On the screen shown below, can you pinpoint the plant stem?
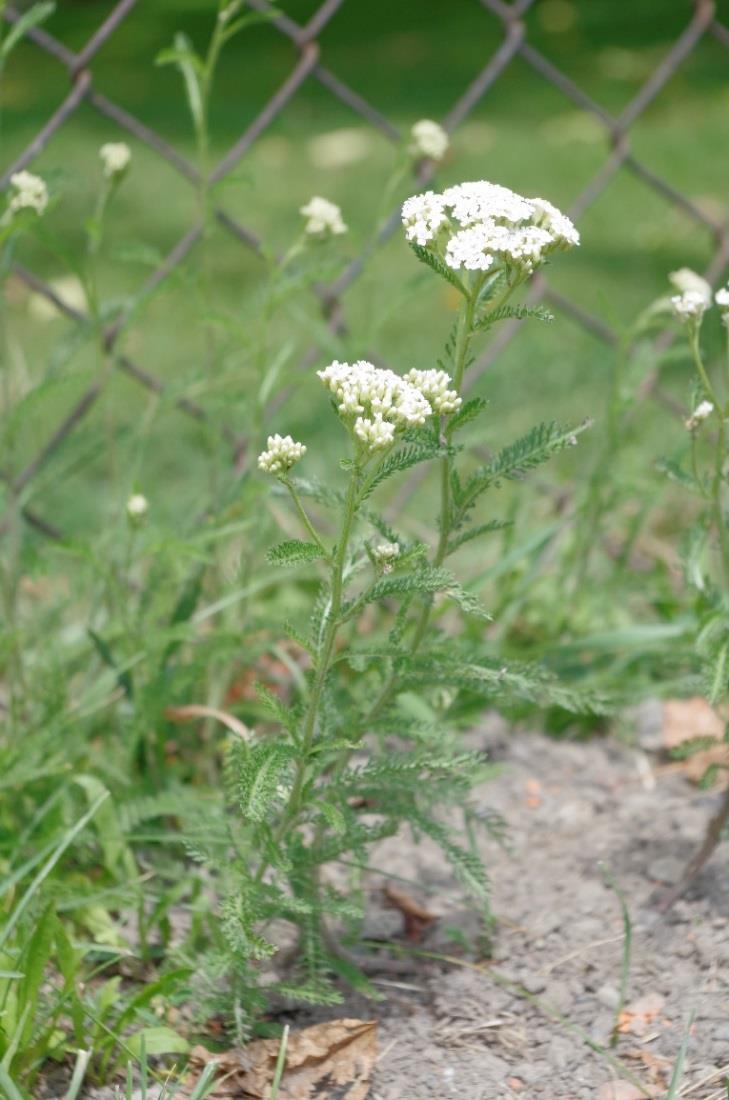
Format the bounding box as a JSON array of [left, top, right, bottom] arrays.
[[363, 288, 481, 724], [254, 463, 360, 881], [283, 480, 329, 557]]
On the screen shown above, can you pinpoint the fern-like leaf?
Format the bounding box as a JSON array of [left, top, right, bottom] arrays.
[[409, 243, 467, 296], [475, 304, 554, 330], [267, 539, 324, 566]]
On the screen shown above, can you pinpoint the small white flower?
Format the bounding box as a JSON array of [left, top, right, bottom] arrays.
[[100, 142, 131, 179], [671, 290, 707, 323], [404, 368, 461, 415], [670, 268, 711, 305], [715, 286, 729, 309], [300, 195, 347, 236], [401, 191, 448, 247], [410, 119, 449, 162], [257, 434, 307, 475], [8, 170, 48, 217], [373, 541, 400, 573], [126, 493, 149, 523], [445, 224, 495, 272], [685, 400, 714, 431]]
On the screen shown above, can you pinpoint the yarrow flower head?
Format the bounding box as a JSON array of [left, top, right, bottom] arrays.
[[317, 359, 460, 454], [372, 541, 400, 573], [7, 171, 48, 218], [401, 179, 579, 276], [100, 142, 131, 179], [671, 290, 708, 324], [300, 196, 347, 237], [404, 369, 462, 414], [685, 400, 714, 431], [126, 493, 149, 524], [669, 267, 711, 306], [409, 119, 449, 162], [258, 434, 307, 476]]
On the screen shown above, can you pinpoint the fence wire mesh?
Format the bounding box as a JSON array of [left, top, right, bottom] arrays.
[[3, 0, 729, 540]]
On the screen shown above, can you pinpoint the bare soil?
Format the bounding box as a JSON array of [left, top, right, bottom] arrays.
[[81, 717, 729, 1099], [322, 719, 729, 1099]]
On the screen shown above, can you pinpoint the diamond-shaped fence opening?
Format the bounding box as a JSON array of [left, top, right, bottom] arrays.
[[3, 0, 729, 540]]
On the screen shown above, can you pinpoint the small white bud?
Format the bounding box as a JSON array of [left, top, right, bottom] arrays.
[[409, 119, 449, 162], [257, 434, 307, 475], [373, 541, 400, 574], [299, 196, 347, 236], [669, 268, 712, 306], [7, 171, 48, 217], [100, 142, 131, 180], [126, 493, 149, 523], [671, 290, 707, 323], [685, 400, 714, 431]]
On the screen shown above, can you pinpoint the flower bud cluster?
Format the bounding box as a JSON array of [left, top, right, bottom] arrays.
[[258, 434, 307, 476], [671, 290, 708, 323], [403, 369, 462, 415], [402, 179, 579, 276], [300, 196, 347, 237], [8, 171, 48, 217], [318, 360, 436, 454]]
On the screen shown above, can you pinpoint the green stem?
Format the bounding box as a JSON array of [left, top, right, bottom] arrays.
[[364, 288, 479, 724], [283, 479, 329, 557], [254, 463, 360, 881]]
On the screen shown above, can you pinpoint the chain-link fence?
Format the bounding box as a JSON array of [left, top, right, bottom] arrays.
[[3, 0, 729, 541]]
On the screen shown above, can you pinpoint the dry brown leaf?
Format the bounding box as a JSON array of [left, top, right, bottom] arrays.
[[189, 1018, 377, 1099], [164, 704, 252, 741], [383, 883, 436, 941], [616, 992, 665, 1037], [524, 777, 542, 808], [661, 697, 728, 789]]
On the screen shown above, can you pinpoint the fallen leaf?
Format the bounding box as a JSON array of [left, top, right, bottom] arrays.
[[616, 992, 665, 1037], [661, 698, 728, 789], [596, 1083, 646, 1100], [188, 1018, 378, 1099], [384, 883, 436, 941], [524, 777, 542, 808]]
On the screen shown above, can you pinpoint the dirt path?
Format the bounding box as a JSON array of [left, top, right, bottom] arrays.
[[340, 723, 729, 1099]]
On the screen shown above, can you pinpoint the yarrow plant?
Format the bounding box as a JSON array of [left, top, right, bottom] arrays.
[[657, 269, 729, 908], [190, 179, 591, 1033]]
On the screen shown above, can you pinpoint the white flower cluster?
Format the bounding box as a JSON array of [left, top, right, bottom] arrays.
[[685, 400, 714, 431], [715, 285, 729, 327], [373, 541, 400, 573], [300, 196, 347, 236], [403, 369, 461, 414], [410, 119, 449, 162], [100, 142, 131, 179], [257, 434, 307, 475], [7, 170, 48, 217], [402, 180, 579, 274], [670, 268, 711, 304], [126, 493, 149, 523], [671, 290, 708, 323], [318, 360, 435, 453]]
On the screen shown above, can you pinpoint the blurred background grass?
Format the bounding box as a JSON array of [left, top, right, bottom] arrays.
[[3, 0, 729, 537]]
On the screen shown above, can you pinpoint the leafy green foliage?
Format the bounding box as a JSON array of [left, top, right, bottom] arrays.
[[267, 539, 325, 566]]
